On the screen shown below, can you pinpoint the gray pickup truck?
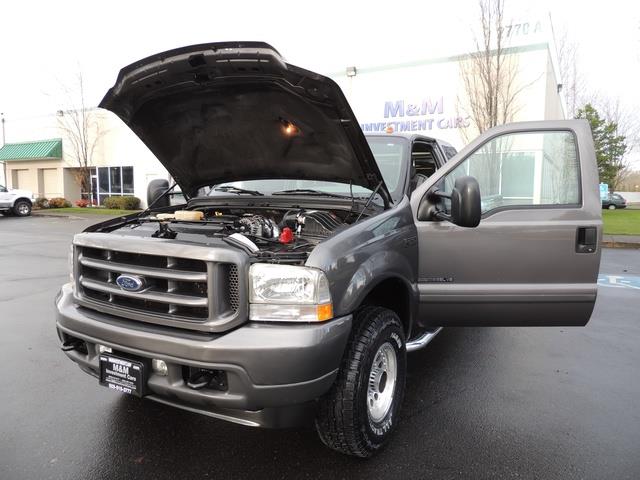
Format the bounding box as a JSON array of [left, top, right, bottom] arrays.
[[55, 42, 602, 457]]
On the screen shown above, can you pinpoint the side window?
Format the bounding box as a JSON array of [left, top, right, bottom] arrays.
[[0, 185, 6, 192], [444, 131, 580, 214]]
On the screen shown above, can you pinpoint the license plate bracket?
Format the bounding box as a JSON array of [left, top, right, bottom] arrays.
[[99, 353, 147, 397]]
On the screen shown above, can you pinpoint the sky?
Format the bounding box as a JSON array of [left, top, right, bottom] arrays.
[[1, 0, 639, 166]]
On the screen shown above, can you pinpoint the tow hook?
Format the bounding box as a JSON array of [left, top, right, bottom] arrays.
[[186, 369, 228, 391], [61, 338, 87, 353]]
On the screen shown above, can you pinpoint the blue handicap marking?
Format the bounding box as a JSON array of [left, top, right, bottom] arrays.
[[598, 274, 640, 290]]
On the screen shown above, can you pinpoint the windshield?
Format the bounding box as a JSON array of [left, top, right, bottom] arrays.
[[206, 136, 408, 203]]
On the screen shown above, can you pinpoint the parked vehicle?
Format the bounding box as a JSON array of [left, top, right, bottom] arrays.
[[55, 42, 602, 457], [0, 184, 33, 216], [602, 193, 627, 209]]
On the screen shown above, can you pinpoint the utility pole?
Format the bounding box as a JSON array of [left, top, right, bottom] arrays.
[[1, 113, 6, 186]]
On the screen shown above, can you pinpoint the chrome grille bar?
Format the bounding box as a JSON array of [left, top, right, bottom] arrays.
[[79, 256, 207, 282], [80, 278, 208, 307]]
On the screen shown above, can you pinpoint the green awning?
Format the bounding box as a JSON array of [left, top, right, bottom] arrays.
[[0, 139, 62, 161]]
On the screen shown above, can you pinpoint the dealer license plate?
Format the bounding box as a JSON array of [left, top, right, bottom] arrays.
[[99, 354, 145, 397]]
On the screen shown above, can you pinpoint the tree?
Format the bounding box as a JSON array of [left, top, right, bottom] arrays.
[[576, 104, 627, 190], [556, 29, 585, 119], [56, 72, 103, 198], [458, 0, 531, 140], [596, 97, 639, 189]]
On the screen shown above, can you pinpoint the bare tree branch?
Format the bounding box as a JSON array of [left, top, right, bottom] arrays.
[[556, 28, 586, 118], [457, 0, 533, 140], [56, 71, 105, 198], [596, 97, 640, 189]]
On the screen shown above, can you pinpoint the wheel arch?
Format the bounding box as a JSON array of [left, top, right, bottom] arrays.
[[14, 197, 33, 206], [357, 276, 416, 339]]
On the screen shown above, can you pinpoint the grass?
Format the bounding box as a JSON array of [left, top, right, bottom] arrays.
[[37, 207, 141, 216], [602, 208, 640, 235]]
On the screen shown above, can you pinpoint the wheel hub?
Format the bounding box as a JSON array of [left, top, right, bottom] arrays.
[[367, 342, 397, 423]]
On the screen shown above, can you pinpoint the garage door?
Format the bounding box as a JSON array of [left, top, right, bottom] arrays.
[[13, 169, 29, 190], [42, 168, 58, 197]]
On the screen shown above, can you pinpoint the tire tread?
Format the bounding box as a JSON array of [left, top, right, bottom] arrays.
[[316, 306, 404, 457]]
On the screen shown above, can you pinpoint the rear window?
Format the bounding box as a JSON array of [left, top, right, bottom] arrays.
[[367, 139, 405, 192], [442, 145, 458, 160]]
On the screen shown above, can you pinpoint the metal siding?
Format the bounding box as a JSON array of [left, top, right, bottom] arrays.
[[0, 139, 62, 161]]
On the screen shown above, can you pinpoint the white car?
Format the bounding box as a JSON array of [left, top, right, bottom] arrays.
[[0, 184, 34, 216]]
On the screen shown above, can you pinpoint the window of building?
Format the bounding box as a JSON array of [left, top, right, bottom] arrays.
[[122, 167, 134, 194], [110, 167, 122, 194], [89, 166, 134, 205]]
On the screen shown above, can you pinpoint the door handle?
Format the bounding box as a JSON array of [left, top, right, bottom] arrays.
[[576, 227, 597, 253]]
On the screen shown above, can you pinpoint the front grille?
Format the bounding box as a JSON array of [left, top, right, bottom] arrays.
[[76, 246, 238, 323], [226, 264, 240, 313]]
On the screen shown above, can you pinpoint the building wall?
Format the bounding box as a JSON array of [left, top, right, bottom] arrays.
[[543, 54, 565, 120], [98, 113, 169, 207], [332, 43, 564, 150], [616, 192, 640, 204], [5, 158, 65, 197], [63, 168, 81, 202], [2, 110, 169, 207]]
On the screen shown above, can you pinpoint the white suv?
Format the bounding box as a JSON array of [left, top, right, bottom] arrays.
[[0, 184, 33, 216]]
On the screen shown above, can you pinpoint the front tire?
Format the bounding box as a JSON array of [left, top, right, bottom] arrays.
[[315, 306, 406, 457], [12, 200, 32, 217]]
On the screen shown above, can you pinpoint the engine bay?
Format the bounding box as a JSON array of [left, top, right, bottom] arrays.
[[108, 206, 359, 264]]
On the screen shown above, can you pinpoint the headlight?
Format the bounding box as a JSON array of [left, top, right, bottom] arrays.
[[249, 263, 333, 322]]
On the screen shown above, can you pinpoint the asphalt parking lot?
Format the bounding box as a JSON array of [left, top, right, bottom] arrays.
[[1, 214, 639, 480]]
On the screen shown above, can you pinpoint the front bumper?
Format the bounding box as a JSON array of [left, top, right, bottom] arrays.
[[55, 283, 352, 427]]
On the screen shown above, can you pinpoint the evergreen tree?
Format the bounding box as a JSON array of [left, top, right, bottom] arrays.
[[576, 104, 627, 190]]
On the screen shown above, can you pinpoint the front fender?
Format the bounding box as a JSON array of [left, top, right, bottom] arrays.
[[306, 197, 418, 319], [338, 250, 417, 316]]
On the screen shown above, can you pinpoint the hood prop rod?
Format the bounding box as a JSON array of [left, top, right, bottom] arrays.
[[355, 180, 384, 223]]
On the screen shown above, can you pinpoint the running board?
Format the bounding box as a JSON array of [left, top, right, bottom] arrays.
[[406, 327, 443, 352]]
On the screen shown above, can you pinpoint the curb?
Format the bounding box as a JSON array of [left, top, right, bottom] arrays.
[[32, 212, 71, 218], [602, 241, 640, 249], [31, 212, 117, 221]]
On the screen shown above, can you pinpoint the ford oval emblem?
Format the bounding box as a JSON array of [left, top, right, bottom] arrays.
[[115, 274, 145, 292]]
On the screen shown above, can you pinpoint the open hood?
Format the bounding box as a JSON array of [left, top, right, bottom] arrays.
[[99, 42, 391, 203]]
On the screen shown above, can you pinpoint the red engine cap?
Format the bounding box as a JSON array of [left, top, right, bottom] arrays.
[[279, 227, 294, 244]]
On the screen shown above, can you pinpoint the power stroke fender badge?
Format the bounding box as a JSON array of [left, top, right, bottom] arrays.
[[115, 274, 146, 292]]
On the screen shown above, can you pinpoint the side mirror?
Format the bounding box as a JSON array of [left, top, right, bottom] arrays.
[[418, 175, 481, 227], [147, 179, 170, 208], [449, 176, 481, 227]]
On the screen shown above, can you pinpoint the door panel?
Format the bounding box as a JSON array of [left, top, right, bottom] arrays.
[[42, 168, 58, 197], [411, 120, 601, 327]]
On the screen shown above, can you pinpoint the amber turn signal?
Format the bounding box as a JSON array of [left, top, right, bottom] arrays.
[[316, 303, 333, 322]]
